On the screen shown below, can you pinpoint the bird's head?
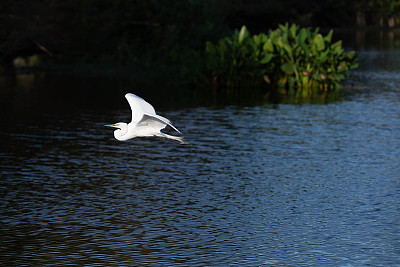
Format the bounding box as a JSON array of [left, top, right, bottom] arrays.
[[105, 122, 129, 140]]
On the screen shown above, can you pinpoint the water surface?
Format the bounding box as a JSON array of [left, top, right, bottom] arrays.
[[1, 51, 400, 266]]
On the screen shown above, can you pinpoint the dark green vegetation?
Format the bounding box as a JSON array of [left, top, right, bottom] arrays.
[[0, 0, 398, 99], [205, 24, 358, 95]]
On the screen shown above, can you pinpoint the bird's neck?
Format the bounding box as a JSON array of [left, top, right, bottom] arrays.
[[114, 125, 129, 141]]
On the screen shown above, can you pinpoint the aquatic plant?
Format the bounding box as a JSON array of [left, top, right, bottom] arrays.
[[205, 26, 274, 88], [204, 24, 358, 95], [270, 23, 358, 93]]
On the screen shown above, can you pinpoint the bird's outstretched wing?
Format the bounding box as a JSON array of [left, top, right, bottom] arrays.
[[137, 114, 182, 134], [125, 93, 156, 124]]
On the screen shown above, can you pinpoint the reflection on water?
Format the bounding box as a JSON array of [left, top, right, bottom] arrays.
[[336, 28, 400, 50], [1, 51, 400, 266]]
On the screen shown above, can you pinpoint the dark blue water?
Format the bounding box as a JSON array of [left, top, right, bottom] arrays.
[[1, 51, 400, 266]]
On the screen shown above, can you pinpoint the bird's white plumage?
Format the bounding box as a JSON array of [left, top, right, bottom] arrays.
[[125, 93, 156, 124], [105, 93, 187, 144]]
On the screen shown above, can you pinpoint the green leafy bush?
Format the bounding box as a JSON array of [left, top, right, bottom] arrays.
[[205, 26, 274, 88], [204, 23, 358, 94]]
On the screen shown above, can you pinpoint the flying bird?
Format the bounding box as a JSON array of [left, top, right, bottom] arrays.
[[105, 93, 188, 144]]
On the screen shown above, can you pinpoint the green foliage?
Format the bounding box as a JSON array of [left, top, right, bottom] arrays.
[[205, 26, 274, 88], [204, 23, 358, 94], [269, 23, 358, 93]]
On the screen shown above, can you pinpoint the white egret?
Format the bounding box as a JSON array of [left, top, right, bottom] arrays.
[[105, 93, 188, 144]]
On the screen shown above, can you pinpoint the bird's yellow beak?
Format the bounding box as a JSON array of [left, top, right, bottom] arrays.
[[104, 124, 115, 127]]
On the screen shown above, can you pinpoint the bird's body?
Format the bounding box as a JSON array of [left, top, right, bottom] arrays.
[[105, 93, 188, 144]]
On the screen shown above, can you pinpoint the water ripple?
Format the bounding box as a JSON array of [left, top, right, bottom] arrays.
[[1, 52, 400, 266]]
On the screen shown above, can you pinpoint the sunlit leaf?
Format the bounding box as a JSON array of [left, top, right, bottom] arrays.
[[263, 39, 274, 52], [290, 23, 297, 39], [325, 30, 333, 43], [314, 34, 325, 51], [260, 54, 273, 64], [238, 25, 248, 44], [281, 63, 295, 74]]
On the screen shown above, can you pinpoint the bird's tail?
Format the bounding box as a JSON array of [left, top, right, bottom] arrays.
[[160, 133, 190, 145]]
